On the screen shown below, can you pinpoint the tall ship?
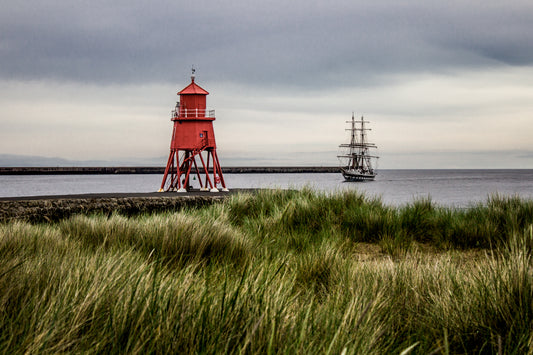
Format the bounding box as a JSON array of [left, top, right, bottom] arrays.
[[338, 113, 379, 181]]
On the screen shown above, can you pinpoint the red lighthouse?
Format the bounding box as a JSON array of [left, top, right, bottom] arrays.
[[159, 71, 228, 192]]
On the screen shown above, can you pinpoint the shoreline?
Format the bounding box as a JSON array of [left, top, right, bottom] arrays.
[[0, 189, 260, 223]]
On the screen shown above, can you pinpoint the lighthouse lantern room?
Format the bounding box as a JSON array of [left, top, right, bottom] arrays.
[[159, 70, 228, 192]]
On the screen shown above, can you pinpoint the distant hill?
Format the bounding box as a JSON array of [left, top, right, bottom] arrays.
[[0, 152, 340, 168], [0, 154, 164, 167]]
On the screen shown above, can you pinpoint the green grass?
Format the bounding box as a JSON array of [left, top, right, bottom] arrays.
[[2, 189, 533, 353]]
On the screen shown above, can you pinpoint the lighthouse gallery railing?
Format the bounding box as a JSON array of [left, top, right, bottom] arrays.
[[171, 108, 215, 119]]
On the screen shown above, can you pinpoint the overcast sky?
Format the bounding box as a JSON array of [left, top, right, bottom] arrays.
[[1, 0, 533, 168]]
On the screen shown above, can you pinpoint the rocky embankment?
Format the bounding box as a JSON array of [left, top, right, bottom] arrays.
[[0, 193, 232, 223]]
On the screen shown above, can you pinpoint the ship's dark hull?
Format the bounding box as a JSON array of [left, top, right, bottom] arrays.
[[341, 168, 376, 181]]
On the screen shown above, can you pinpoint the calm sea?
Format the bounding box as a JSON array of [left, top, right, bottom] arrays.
[[1, 169, 533, 207]]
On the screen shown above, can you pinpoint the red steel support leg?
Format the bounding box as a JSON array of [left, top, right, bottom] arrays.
[[169, 153, 180, 191], [213, 150, 228, 190], [183, 160, 194, 191], [209, 150, 220, 192], [177, 152, 191, 192], [198, 150, 213, 190], [169, 153, 176, 190], [191, 154, 204, 189], [172, 152, 179, 190], [205, 151, 212, 188], [159, 150, 175, 192], [170, 150, 184, 191]]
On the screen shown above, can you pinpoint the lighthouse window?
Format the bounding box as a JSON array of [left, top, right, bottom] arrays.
[[199, 133, 203, 138]]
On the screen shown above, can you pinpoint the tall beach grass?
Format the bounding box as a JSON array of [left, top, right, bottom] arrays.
[[1, 189, 533, 353]]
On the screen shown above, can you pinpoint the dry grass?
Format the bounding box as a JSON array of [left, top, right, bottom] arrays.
[[1, 189, 533, 353]]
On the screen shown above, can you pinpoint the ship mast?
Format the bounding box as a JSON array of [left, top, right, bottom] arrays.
[[338, 113, 378, 172], [350, 113, 357, 169], [360, 116, 370, 172]]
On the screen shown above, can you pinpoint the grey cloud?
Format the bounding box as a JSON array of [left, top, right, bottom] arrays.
[[1, 0, 533, 87]]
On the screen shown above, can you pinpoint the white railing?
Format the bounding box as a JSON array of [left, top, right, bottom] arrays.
[[171, 108, 215, 119]]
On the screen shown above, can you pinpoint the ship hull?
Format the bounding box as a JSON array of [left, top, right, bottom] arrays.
[[341, 168, 376, 181]]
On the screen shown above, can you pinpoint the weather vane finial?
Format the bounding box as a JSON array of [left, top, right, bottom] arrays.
[[191, 65, 196, 81]]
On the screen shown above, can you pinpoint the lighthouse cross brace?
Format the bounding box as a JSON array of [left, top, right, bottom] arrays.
[[161, 148, 226, 192], [158, 73, 228, 193]]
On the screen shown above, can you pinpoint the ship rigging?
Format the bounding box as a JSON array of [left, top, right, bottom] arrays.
[[338, 113, 379, 181]]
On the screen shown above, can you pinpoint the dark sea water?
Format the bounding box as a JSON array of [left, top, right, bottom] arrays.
[[1, 169, 533, 207]]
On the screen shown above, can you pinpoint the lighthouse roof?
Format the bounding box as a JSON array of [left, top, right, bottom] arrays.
[[178, 79, 209, 95]]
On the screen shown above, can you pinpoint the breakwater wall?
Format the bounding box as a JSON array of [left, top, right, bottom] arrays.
[[0, 166, 338, 175], [0, 192, 233, 223]]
